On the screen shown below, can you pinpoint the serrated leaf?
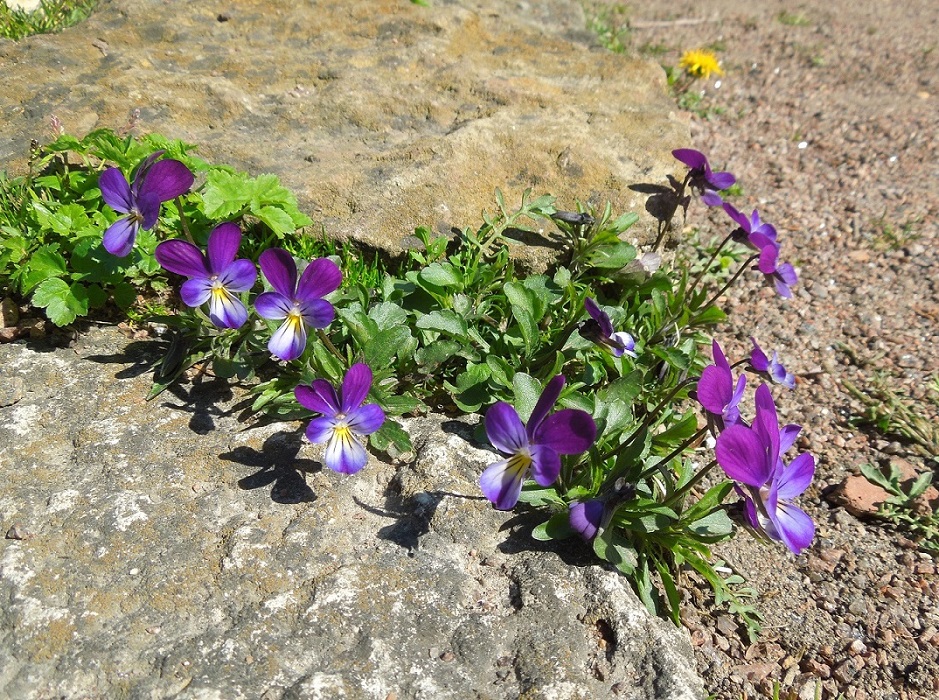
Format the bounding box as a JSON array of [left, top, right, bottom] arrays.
[[370, 418, 412, 456], [31, 278, 89, 326], [202, 170, 250, 219], [368, 301, 409, 331], [253, 205, 296, 237], [21, 245, 68, 294], [364, 325, 412, 369]]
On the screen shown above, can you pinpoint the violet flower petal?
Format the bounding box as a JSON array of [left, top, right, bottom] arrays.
[[296, 380, 340, 416], [715, 423, 774, 487], [207, 223, 242, 273], [527, 375, 566, 438], [569, 499, 604, 540], [707, 171, 736, 191], [305, 415, 337, 444], [485, 402, 528, 455], [299, 297, 336, 330], [102, 217, 138, 257], [219, 259, 258, 293], [534, 409, 597, 455], [775, 452, 815, 501], [268, 316, 307, 361], [697, 364, 734, 415], [208, 287, 248, 329], [254, 291, 292, 320], [99, 168, 133, 213], [528, 443, 562, 486], [259, 249, 298, 299], [347, 403, 385, 436], [340, 363, 372, 414], [323, 428, 368, 474], [672, 148, 707, 170], [480, 458, 528, 510], [155, 239, 209, 278], [297, 257, 342, 301], [179, 277, 213, 308], [140, 159, 195, 203], [779, 423, 802, 453], [770, 499, 815, 554]]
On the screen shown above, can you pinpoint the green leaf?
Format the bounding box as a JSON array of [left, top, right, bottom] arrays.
[[112, 282, 138, 309], [416, 309, 468, 339], [419, 262, 463, 289], [504, 282, 540, 352], [515, 486, 565, 508], [253, 205, 296, 237], [653, 557, 682, 625], [652, 412, 699, 448], [364, 325, 412, 369], [31, 278, 89, 326], [531, 512, 575, 542], [512, 372, 542, 422], [593, 527, 638, 575], [586, 241, 637, 269], [368, 301, 409, 331], [21, 245, 67, 294], [681, 480, 734, 524], [370, 419, 412, 456], [688, 510, 735, 541], [414, 339, 462, 368], [202, 170, 250, 219]]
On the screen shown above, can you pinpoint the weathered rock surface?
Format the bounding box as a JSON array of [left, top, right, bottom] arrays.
[[0, 327, 703, 699], [0, 0, 687, 266]]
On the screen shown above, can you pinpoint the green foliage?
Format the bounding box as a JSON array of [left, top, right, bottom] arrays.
[[0, 129, 312, 326], [860, 462, 939, 555], [0, 0, 97, 40]]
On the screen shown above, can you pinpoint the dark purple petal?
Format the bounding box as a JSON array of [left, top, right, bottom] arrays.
[[529, 444, 562, 486], [753, 384, 781, 459], [697, 365, 733, 415], [254, 291, 292, 320], [305, 415, 338, 444], [569, 500, 604, 540], [299, 297, 336, 330], [296, 257, 342, 301], [775, 452, 814, 501], [700, 190, 724, 207], [727, 375, 747, 421], [206, 223, 242, 273], [706, 170, 736, 191], [485, 402, 528, 455], [259, 248, 298, 299], [712, 340, 730, 371], [179, 277, 212, 308], [758, 242, 779, 275], [207, 287, 248, 329], [347, 403, 385, 436], [748, 231, 777, 252], [155, 239, 209, 278], [672, 148, 707, 170], [323, 427, 368, 474], [715, 424, 774, 487], [268, 317, 307, 361], [137, 190, 163, 230], [779, 424, 801, 453], [102, 217, 138, 257], [340, 363, 373, 413], [218, 259, 258, 293], [139, 158, 194, 203], [584, 297, 614, 338], [296, 380, 340, 416], [770, 500, 815, 554], [527, 375, 566, 438], [722, 203, 748, 230], [534, 409, 597, 455], [749, 337, 770, 371], [99, 168, 133, 213], [480, 458, 527, 510]]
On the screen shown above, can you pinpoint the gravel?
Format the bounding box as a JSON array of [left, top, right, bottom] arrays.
[[627, 0, 939, 697]]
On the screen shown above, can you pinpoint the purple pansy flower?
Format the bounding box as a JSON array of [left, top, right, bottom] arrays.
[[722, 203, 778, 250], [715, 384, 815, 554], [254, 249, 342, 362], [154, 223, 257, 329], [580, 298, 637, 358], [569, 499, 605, 541], [295, 363, 385, 474], [672, 148, 736, 206], [748, 235, 798, 298], [480, 376, 597, 511], [696, 340, 746, 432], [750, 337, 796, 389], [99, 152, 195, 257]]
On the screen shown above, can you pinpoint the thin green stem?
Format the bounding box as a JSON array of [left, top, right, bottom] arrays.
[[687, 230, 737, 297], [173, 196, 195, 245], [700, 251, 759, 311], [635, 426, 709, 482], [317, 328, 345, 363], [663, 458, 718, 510]]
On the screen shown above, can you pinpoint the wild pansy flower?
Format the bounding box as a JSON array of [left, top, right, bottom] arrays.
[[295, 363, 385, 474], [154, 223, 257, 329], [750, 337, 796, 389], [715, 384, 815, 554], [753, 240, 798, 298], [672, 148, 735, 206], [480, 376, 597, 511], [722, 203, 778, 250], [569, 499, 604, 541], [255, 249, 341, 362], [99, 152, 195, 257], [696, 339, 746, 432], [580, 297, 637, 358]]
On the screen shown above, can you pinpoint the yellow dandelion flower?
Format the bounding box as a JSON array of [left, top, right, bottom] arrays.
[[679, 49, 723, 79]]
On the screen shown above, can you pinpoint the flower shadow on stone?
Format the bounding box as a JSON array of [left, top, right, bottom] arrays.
[[221, 430, 319, 504]]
